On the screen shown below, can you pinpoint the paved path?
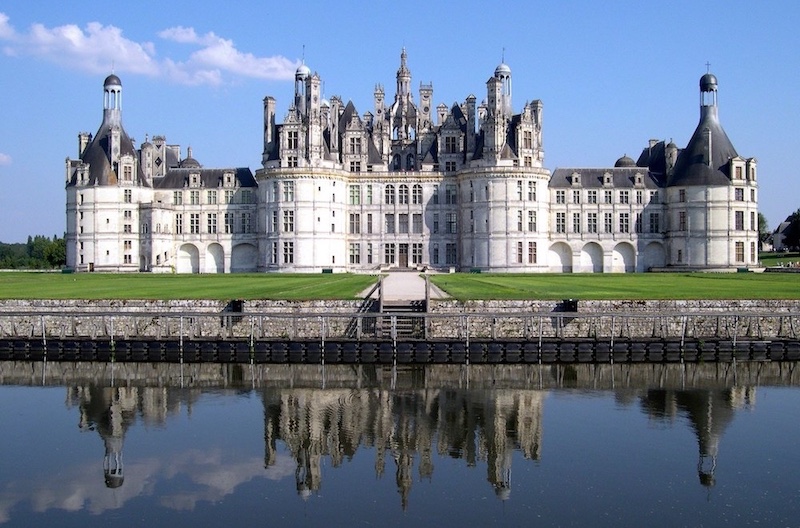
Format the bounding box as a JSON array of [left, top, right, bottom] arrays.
[[360, 272, 449, 301]]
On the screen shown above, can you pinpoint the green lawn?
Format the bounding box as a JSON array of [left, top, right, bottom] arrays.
[[759, 251, 800, 267], [0, 272, 378, 300], [428, 272, 800, 301]]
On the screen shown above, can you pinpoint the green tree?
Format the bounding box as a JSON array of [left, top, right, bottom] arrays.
[[758, 212, 770, 249], [44, 236, 66, 268], [783, 209, 800, 251]]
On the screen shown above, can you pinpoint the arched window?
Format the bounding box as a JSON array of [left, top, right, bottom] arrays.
[[406, 153, 415, 171], [392, 155, 401, 171], [385, 185, 396, 205]]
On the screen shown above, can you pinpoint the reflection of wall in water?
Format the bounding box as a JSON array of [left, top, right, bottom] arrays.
[[261, 387, 544, 508], [639, 387, 755, 487]]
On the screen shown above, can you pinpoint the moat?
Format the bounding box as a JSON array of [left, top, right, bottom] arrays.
[[1, 361, 798, 526]]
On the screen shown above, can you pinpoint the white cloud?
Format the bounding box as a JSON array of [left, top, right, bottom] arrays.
[[0, 13, 297, 85], [0, 153, 11, 166]]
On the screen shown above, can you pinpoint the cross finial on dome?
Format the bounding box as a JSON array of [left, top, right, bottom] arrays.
[[705, 61, 711, 73]]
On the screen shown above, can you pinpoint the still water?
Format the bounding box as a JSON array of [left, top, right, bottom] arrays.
[[1, 361, 799, 527]]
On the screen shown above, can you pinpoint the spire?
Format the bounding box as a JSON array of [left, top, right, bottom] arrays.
[[396, 48, 411, 98]]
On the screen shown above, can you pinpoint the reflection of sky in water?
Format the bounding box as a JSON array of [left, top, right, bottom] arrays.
[[0, 367, 799, 527]]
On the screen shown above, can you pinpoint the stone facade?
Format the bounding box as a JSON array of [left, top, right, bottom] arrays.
[[65, 54, 758, 273]]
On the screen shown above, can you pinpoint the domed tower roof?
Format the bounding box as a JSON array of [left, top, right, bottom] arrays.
[[494, 62, 511, 77], [104, 73, 122, 87], [179, 147, 201, 168], [668, 73, 737, 187], [295, 63, 311, 79], [614, 154, 637, 168]]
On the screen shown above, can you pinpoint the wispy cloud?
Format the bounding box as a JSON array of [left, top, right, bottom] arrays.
[[0, 13, 297, 86], [0, 153, 11, 166]]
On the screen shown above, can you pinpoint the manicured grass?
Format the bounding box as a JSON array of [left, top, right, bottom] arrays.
[[759, 252, 800, 267], [0, 272, 378, 300], [428, 272, 800, 301]]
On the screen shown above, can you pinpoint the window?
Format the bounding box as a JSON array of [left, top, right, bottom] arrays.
[[528, 181, 536, 201], [572, 190, 581, 204], [517, 211, 524, 231], [413, 213, 423, 234], [287, 130, 299, 149], [271, 211, 278, 232], [556, 190, 565, 204], [283, 181, 294, 201], [517, 180, 524, 200], [433, 213, 439, 234], [432, 185, 439, 205], [587, 212, 597, 233], [225, 190, 235, 204], [735, 241, 744, 263], [556, 212, 566, 233], [190, 213, 200, 234], [283, 241, 294, 264], [446, 213, 457, 234], [412, 184, 423, 205], [173, 191, 183, 205], [572, 213, 581, 233], [528, 210, 537, 232], [635, 213, 642, 233], [385, 214, 395, 233], [366, 184, 373, 205], [384, 244, 396, 264], [444, 136, 457, 153], [604, 213, 613, 233], [207, 190, 217, 205], [283, 210, 295, 232], [190, 190, 200, 205], [750, 189, 756, 202], [445, 244, 457, 265], [349, 185, 361, 205], [124, 210, 132, 219], [649, 213, 660, 233], [241, 190, 253, 204], [367, 243, 373, 264], [735, 188, 744, 201], [123, 254, 132, 264], [123, 165, 132, 182], [412, 243, 423, 264], [523, 130, 533, 149], [619, 190, 629, 204], [751, 242, 757, 262], [399, 185, 409, 204], [445, 161, 456, 172], [650, 191, 659, 203], [349, 161, 362, 172], [123, 240, 132, 250], [636, 191, 643, 204], [516, 241, 524, 264], [385, 185, 395, 204], [205, 213, 216, 234], [241, 213, 252, 234], [367, 213, 373, 234], [735, 210, 744, 230], [528, 242, 537, 264], [679, 211, 687, 231], [735, 166, 743, 179], [349, 136, 362, 154], [124, 189, 132, 203], [287, 156, 298, 168], [587, 190, 597, 204], [619, 213, 630, 233], [432, 243, 439, 264], [271, 242, 278, 264], [349, 213, 360, 234], [750, 211, 756, 231], [398, 214, 409, 234], [175, 214, 183, 234], [225, 213, 234, 234], [679, 189, 686, 202], [349, 243, 361, 264], [604, 190, 612, 204], [445, 185, 457, 204]]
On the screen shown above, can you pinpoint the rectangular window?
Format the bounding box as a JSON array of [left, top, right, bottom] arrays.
[[446, 213, 457, 234], [516, 241, 524, 264], [412, 185, 422, 205], [635, 213, 642, 233], [349, 185, 361, 205], [384, 244, 396, 265], [283, 210, 295, 233], [649, 213, 659, 233], [349, 161, 362, 172], [398, 185, 409, 204], [349, 213, 360, 234], [385, 185, 396, 205], [735, 241, 744, 263], [735, 166, 743, 179], [523, 130, 533, 149], [226, 190, 235, 204], [517, 180, 524, 200], [398, 214, 409, 234], [207, 190, 217, 205], [123, 240, 132, 250], [190, 213, 200, 234], [283, 241, 294, 264], [366, 184, 373, 204], [572, 190, 581, 204], [604, 190, 612, 204], [445, 185, 457, 205], [572, 213, 581, 233], [283, 181, 295, 201], [445, 136, 457, 153], [679, 211, 687, 231], [432, 185, 439, 204], [173, 191, 183, 205], [750, 189, 756, 202], [241, 190, 253, 204], [349, 243, 361, 264], [433, 213, 439, 234], [556, 190, 565, 204], [587, 190, 597, 204], [604, 212, 613, 233], [367, 243, 373, 264], [175, 214, 183, 234], [207, 213, 217, 234], [445, 243, 457, 265], [432, 243, 439, 265], [619, 190, 629, 204], [271, 242, 278, 264], [385, 214, 395, 234], [650, 191, 659, 203], [751, 242, 756, 262], [412, 243, 423, 264], [750, 211, 756, 231], [225, 213, 234, 234], [735, 210, 744, 230], [367, 213, 373, 234], [517, 211, 524, 231], [636, 190, 643, 204], [528, 242, 537, 264], [271, 211, 278, 233], [587, 212, 597, 233], [619, 213, 630, 233], [349, 136, 362, 154], [190, 190, 200, 205], [413, 213, 423, 234], [735, 188, 744, 201], [124, 189, 132, 203], [556, 212, 566, 234], [528, 210, 537, 232], [679, 189, 686, 202], [241, 213, 252, 234], [528, 181, 536, 201], [287, 130, 299, 149]]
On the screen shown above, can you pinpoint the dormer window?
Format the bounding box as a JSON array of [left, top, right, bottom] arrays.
[[571, 172, 581, 186], [190, 173, 200, 187], [603, 173, 613, 186], [634, 173, 643, 186]]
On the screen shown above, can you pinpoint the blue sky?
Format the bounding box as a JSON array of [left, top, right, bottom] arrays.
[[1, 1, 797, 242]]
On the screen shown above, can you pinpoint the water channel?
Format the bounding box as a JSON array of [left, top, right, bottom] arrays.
[[1, 361, 798, 526]]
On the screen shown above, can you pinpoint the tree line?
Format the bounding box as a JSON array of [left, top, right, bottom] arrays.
[[0, 235, 66, 269]]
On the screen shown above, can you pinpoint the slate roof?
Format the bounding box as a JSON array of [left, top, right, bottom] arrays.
[[67, 120, 147, 187], [549, 167, 661, 189], [153, 167, 256, 189], [668, 107, 737, 187]]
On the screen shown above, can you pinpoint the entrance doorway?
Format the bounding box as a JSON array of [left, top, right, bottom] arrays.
[[399, 243, 409, 268]]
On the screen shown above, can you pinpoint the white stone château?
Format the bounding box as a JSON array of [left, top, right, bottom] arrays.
[[65, 51, 759, 273]]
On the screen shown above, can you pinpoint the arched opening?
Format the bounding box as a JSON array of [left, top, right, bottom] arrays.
[[548, 242, 573, 272], [641, 242, 666, 271], [177, 244, 200, 274], [579, 242, 603, 273], [231, 244, 258, 272], [206, 243, 224, 274], [612, 242, 636, 273]]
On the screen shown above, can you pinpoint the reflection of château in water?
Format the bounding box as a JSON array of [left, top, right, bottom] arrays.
[[639, 387, 754, 487], [262, 387, 544, 508], [67, 385, 203, 488]]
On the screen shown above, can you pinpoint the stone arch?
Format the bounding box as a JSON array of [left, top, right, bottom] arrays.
[[206, 243, 224, 274], [177, 244, 200, 274], [579, 242, 603, 273], [612, 242, 636, 273], [641, 242, 666, 271], [548, 242, 573, 272], [231, 243, 258, 272]]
